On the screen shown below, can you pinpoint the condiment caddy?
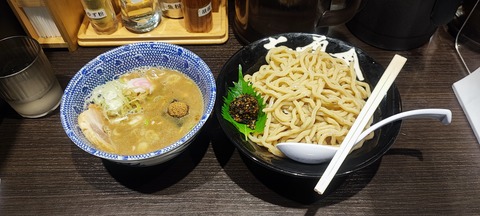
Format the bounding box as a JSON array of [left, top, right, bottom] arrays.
[[77, 0, 228, 46]]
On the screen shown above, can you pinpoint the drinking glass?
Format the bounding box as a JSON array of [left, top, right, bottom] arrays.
[[119, 0, 161, 33], [0, 36, 63, 118]]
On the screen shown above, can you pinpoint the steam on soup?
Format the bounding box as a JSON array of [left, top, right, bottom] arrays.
[[78, 67, 204, 155]]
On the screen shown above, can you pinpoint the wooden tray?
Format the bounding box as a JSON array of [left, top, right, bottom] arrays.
[[77, 1, 228, 46]]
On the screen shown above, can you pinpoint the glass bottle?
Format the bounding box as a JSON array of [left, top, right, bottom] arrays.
[[160, 0, 183, 19], [81, 0, 119, 35], [181, 0, 213, 33], [111, 0, 121, 14], [212, 0, 220, 12]]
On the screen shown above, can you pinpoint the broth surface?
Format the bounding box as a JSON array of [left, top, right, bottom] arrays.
[[80, 67, 204, 155]]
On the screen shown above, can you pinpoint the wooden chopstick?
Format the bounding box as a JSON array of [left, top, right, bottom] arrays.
[[314, 54, 407, 194]]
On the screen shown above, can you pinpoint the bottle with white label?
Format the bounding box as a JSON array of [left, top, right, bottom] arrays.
[[181, 0, 213, 33], [81, 0, 118, 34], [161, 0, 183, 19]]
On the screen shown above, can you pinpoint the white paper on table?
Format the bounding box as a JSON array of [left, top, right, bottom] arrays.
[[453, 67, 480, 144]]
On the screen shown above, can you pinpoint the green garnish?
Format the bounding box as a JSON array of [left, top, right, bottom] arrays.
[[222, 65, 267, 140]]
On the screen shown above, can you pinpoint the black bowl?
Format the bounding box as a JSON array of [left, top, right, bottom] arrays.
[[215, 33, 402, 179]]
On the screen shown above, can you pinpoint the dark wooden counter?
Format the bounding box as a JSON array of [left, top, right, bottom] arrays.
[[1, 14, 480, 215]]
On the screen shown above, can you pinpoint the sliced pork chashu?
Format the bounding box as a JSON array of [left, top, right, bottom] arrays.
[[78, 104, 116, 153]]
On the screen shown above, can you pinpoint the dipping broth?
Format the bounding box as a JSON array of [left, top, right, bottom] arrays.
[[78, 67, 204, 155]]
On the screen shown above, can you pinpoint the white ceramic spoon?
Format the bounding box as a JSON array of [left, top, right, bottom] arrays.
[[276, 108, 452, 164]]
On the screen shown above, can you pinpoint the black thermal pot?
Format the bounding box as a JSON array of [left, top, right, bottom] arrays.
[[234, 0, 362, 44], [346, 0, 462, 50]]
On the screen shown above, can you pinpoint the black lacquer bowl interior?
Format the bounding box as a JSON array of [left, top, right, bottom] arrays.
[[215, 33, 402, 179]]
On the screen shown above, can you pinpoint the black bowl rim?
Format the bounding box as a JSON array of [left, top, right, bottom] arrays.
[[215, 32, 402, 178]]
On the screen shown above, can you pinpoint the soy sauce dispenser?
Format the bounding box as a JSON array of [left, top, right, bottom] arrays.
[[80, 0, 118, 35], [181, 0, 213, 33]]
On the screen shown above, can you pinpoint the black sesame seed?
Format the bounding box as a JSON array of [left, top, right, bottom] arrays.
[[229, 94, 259, 129]]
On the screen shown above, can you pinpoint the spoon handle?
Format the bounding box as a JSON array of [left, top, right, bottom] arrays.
[[356, 108, 452, 143]]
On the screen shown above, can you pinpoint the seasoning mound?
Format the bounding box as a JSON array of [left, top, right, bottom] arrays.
[[229, 94, 259, 129], [168, 101, 189, 118]]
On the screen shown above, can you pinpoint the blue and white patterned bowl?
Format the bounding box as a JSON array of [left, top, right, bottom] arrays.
[[60, 42, 216, 166]]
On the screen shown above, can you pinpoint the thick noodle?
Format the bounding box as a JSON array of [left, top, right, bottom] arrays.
[[244, 46, 373, 157]]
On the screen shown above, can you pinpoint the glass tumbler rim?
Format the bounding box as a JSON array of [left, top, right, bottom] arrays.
[[0, 35, 42, 79]]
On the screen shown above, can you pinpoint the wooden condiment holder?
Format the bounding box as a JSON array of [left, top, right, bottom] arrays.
[[77, 0, 228, 46], [7, 0, 84, 51], [8, 0, 228, 50]]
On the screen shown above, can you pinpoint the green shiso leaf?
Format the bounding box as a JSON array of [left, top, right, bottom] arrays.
[[221, 65, 266, 140]]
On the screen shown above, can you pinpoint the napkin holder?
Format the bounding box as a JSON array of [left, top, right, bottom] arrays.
[[7, 0, 84, 51]]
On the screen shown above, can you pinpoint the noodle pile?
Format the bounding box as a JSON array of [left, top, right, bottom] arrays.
[[244, 46, 372, 156]]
